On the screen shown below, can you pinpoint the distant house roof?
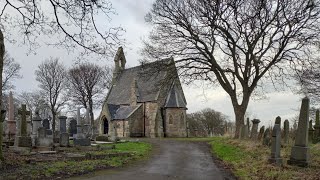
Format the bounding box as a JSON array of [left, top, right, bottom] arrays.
[[107, 58, 174, 105], [165, 83, 187, 108]]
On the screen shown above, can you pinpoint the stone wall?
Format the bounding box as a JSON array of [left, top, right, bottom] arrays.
[[128, 105, 144, 137], [113, 120, 129, 137], [144, 102, 159, 138], [165, 108, 187, 137]]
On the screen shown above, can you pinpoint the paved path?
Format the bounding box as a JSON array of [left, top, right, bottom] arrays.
[[72, 139, 235, 180]]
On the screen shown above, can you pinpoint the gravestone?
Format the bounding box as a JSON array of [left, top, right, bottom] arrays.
[[42, 118, 52, 135], [59, 116, 67, 133], [250, 119, 260, 140], [314, 110, 320, 142], [83, 108, 91, 137], [275, 116, 281, 126], [110, 125, 118, 142], [284, 120, 289, 144], [268, 124, 282, 166], [6, 91, 16, 140], [258, 126, 265, 141], [16, 104, 32, 147], [60, 133, 69, 147], [69, 118, 77, 136], [43, 118, 50, 129], [37, 127, 53, 147], [54, 131, 60, 143], [32, 110, 42, 136], [287, 97, 310, 167], [263, 128, 271, 146], [308, 120, 314, 143], [31, 110, 42, 146], [73, 107, 91, 146]]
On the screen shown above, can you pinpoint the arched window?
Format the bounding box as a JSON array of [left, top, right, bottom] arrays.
[[169, 114, 173, 124]]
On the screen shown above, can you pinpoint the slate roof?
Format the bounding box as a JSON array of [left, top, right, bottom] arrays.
[[111, 104, 142, 120], [107, 59, 173, 105], [165, 83, 187, 108]]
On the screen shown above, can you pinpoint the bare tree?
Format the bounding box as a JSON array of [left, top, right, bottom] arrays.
[[35, 58, 67, 137], [187, 108, 228, 137], [2, 52, 21, 92], [0, 0, 124, 160], [68, 62, 111, 133], [143, 0, 320, 137], [19, 91, 50, 119]]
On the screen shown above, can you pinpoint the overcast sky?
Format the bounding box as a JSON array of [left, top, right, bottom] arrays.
[[4, 0, 304, 128]]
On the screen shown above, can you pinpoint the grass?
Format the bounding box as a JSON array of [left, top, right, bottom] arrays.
[[0, 142, 152, 180], [207, 137, 320, 180]]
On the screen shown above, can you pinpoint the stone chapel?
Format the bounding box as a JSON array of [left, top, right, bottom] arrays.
[[98, 47, 187, 138]]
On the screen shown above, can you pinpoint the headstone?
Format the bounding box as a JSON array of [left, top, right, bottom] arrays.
[[268, 124, 282, 166], [250, 119, 260, 140], [37, 127, 53, 147], [263, 128, 271, 146], [283, 120, 289, 144], [59, 133, 69, 147], [54, 131, 60, 143], [6, 91, 16, 140], [287, 97, 310, 167], [308, 120, 314, 143], [110, 125, 118, 142], [43, 118, 50, 130], [31, 110, 42, 146], [59, 116, 67, 133], [16, 104, 32, 147], [69, 118, 77, 136], [73, 107, 91, 146], [258, 126, 265, 141], [275, 116, 281, 126], [32, 110, 42, 136], [314, 110, 320, 143]]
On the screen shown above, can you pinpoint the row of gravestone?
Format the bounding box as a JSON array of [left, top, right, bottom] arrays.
[[268, 97, 310, 167], [8, 104, 92, 149], [308, 109, 320, 143]]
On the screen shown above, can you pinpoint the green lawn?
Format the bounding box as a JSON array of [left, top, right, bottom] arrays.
[[1, 142, 152, 180], [209, 137, 320, 180]]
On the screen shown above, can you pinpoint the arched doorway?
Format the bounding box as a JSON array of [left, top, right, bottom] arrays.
[[103, 118, 109, 134]]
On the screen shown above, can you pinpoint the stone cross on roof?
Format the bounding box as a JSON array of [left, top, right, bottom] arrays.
[[18, 104, 30, 136]]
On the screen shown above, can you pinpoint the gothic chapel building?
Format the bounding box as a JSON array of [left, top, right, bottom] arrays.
[[98, 47, 187, 137]]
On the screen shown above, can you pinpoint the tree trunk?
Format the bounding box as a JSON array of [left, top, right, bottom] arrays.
[[232, 94, 250, 139], [0, 29, 5, 161], [51, 109, 56, 139], [88, 98, 94, 135]]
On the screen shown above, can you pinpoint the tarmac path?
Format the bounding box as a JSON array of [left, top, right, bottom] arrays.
[[71, 139, 236, 180]]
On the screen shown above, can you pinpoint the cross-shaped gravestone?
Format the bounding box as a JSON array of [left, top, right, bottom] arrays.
[[18, 104, 30, 136]]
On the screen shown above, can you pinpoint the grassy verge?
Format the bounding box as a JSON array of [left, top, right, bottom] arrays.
[[1, 142, 152, 180], [209, 137, 320, 180]]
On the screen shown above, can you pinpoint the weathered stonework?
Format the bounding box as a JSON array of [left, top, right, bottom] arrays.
[[98, 47, 187, 138]]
